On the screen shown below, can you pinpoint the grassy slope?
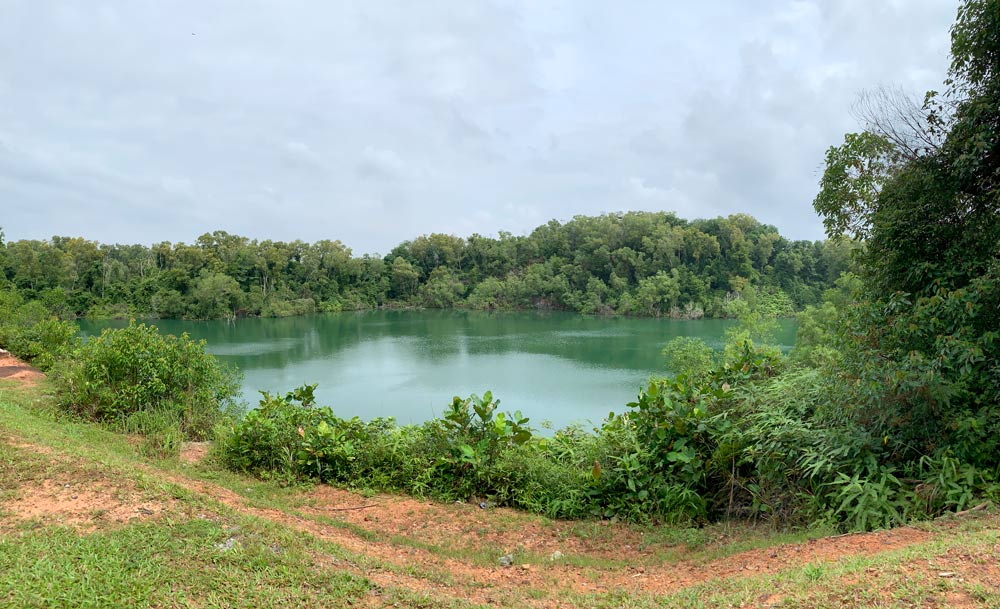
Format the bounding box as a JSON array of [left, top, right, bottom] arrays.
[[1, 379, 998, 609]]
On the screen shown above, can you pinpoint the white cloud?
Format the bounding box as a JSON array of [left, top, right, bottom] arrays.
[[160, 177, 194, 197], [281, 141, 324, 171], [357, 146, 414, 181], [626, 177, 668, 201]]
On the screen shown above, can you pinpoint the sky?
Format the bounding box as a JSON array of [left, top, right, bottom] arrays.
[[0, 1, 957, 254]]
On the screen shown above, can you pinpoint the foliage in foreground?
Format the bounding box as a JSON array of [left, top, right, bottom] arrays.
[[5, 390, 1000, 609], [218, 328, 998, 532], [0, 288, 78, 370], [50, 321, 243, 442]]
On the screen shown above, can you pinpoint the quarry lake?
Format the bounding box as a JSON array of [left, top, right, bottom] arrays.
[[79, 311, 797, 430]]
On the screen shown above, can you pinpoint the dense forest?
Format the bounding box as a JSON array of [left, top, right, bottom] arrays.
[[0, 212, 850, 320]]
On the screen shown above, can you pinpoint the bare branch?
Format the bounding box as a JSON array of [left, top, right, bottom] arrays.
[[851, 86, 950, 161]]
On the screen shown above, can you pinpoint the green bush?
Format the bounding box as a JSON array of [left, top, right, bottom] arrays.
[[435, 391, 533, 496], [51, 321, 242, 439], [0, 289, 78, 370], [262, 298, 316, 318], [661, 336, 716, 381], [490, 438, 596, 519], [218, 379, 731, 524], [219, 385, 416, 486], [219, 387, 535, 496]]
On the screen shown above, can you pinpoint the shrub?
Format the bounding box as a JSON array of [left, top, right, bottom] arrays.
[[661, 336, 716, 381], [219, 387, 538, 500], [51, 321, 242, 439], [0, 289, 78, 370], [220, 385, 399, 484], [436, 391, 533, 496], [490, 439, 596, 519], [262, 298, 316, 318]]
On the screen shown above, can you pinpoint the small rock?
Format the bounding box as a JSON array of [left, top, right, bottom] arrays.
[[498, 554, 514, 568], [215, 537, 239, 552], [549, 550, 564, 561]]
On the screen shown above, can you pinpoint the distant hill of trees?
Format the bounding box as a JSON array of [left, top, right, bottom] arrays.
[[0, 211, 852, 320]]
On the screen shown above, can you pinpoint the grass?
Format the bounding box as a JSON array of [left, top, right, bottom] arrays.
[[2, 378, 999, 608], [0, 518, 373, 608], [560, 520, 999, 608], [0, 435, 375, 608], [0, 383, 477, 608]]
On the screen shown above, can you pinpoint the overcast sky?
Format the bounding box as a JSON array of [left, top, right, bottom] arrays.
[[1, 1, 957, 254]]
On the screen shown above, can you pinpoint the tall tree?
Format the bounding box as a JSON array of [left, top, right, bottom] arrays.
[[814, 0, 1000, 467]]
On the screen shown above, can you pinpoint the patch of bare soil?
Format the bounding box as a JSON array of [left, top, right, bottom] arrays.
[[298, 485, 943, 590], [2, 437, 58, 456], [823, 538, 1000, 608], [0, 352, 44, 388], [915, 543, 1000, 606], [3, 477, 177, 533], [301, 484, 649, 559], [179, 441, 212, 464]]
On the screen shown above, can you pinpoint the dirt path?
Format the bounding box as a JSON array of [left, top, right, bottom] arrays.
[[166, 473, 939, 600], [0, 351, 44, 387]]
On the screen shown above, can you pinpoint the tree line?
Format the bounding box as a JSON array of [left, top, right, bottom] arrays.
[[0, 212, 850, 320]]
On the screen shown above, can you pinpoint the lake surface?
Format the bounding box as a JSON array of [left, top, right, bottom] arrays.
[[78, 311, 796, 430]]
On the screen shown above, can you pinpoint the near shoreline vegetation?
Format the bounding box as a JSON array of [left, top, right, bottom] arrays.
[[1, 0, 998, 536]]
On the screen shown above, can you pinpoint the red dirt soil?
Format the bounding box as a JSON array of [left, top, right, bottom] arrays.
[[0, 352, 44, 387], [4, 478, 178, 532]]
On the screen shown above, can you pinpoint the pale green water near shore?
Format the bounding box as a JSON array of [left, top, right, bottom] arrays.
[[79, 310, 796, 430]]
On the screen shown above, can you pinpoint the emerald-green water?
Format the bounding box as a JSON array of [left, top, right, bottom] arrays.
[[78, 311, 796, 430]]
